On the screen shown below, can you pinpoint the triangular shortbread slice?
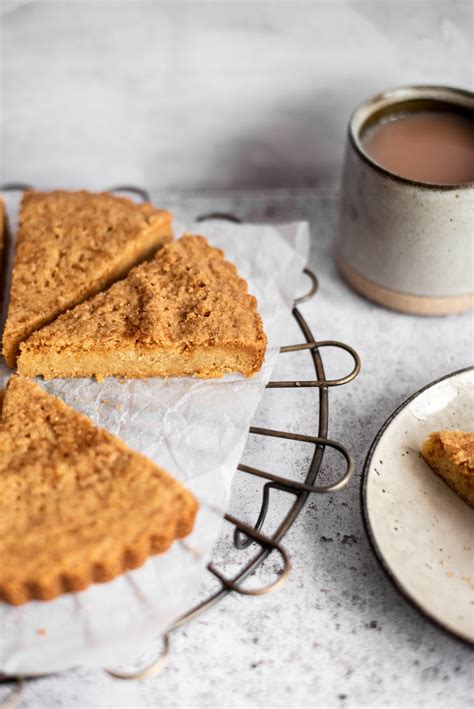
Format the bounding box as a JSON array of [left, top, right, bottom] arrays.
[[0, 197, 9, 309], [3, 190, 173, 367], [0, 197, 6, 273], [17, 235, 267, 380], [0, 376, 198, 605], [421, 430, 474, 508]]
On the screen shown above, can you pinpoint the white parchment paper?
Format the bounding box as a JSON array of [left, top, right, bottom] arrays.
[[0, 200, 309, 675]]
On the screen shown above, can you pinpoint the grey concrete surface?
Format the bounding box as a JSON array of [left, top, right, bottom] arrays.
[[1, 1, 472, 191], [1, 190, 472, 709]]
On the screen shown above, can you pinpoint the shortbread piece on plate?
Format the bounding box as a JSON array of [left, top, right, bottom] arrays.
[[0, 376, 198, 605], [17, 235, 267, 380], [421, 430, 474, 508], [2, 190, 173, 367]]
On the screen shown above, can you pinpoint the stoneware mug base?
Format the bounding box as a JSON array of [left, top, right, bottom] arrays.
[[337, 252, 474, 316]]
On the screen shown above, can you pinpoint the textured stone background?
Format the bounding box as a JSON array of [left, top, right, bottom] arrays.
[[1, 0, 472, 191], [0, 191, 472, 708]]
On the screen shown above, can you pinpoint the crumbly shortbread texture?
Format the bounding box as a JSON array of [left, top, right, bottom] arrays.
[[0, 197, 5, 275], [421, 430, 474, 508], [0, 197, 8, 307], [2, 190, 173, 367], [18, 234, 267, 380], [0, 376, 198, 605]]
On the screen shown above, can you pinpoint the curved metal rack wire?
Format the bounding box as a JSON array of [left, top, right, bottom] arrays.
[[0, 185, 361, 703]]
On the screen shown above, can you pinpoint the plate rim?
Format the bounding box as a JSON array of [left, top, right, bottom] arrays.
[[361, 365, 474, 647]]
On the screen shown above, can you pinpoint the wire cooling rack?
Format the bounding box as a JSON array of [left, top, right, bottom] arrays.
[[0, 185, 361, 704]]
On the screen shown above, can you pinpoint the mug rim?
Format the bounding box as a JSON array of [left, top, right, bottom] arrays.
[[349, 84, 474, 191]]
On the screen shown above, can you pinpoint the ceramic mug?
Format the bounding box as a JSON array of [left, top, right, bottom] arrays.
[[336, 85, 474, 315]]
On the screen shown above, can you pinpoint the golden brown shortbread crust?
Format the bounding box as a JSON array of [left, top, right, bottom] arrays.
[[3, 190, 173, 367], [421, 430, 474, 507], [0, 376, 198, 605], [18, 235, 267, 380]]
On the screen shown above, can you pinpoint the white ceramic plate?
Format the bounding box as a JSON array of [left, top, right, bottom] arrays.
[[362, 367, 474, 644]]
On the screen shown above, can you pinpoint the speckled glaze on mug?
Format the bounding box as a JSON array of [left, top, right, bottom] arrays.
[[337, 86, 474, 315]]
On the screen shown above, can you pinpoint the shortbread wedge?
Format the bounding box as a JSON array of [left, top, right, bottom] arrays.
[[0, 376, 198, 605], [0, 197, 6, 273], [18, 235, 267, 380], [3, 190, 173, 367], [421, 430, 474, 508], [0, 197, 9, 311]]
